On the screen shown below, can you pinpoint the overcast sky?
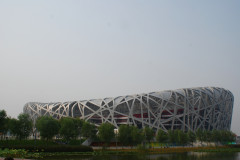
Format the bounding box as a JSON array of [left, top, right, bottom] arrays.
[[0, 0, 240, 134]]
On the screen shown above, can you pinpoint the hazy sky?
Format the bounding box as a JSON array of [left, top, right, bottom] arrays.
[[0, 0, 240, 134]]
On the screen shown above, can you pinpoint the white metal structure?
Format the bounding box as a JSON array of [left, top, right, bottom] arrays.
[[23, 87, 234, 132]]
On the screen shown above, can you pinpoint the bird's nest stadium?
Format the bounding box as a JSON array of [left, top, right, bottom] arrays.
[[23, 87, 234, 132]]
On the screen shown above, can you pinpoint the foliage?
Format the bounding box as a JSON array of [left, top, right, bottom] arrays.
[[136, 144, 148, 153], [0, 139, 56, 146], [81, 121, 97, 139], [205, 130, 213, 144], [130, 125, 143, 146], [36, 116, 60, 140], [0, 149, 27, 158], [156, 129, 168, 143], [118, 125, 131, 146], [177, 130, 188, 146], [212, 129, 221, 144], [18, 114, 33, 139], [195, 147, 240, 152], [118, 125, 143, 147], [59, 117, 77, 141], [196, 129, 204, 144], [187, 130, 196, 145], [168, 130, 178, 144], [67, 139, 86, 145], [8, 118, 20, 137], [0, 140, 93, 152], [8, 114, 33, 140], [143, 126, 154, 143], [0, 110, 7, 137], [98, 123, 115, 146], [0, 148, 42, 159], [73, 118, 84, 137], [167, 130, 189, 145], [1, 109, 237, 148], [33, 145, 93, 152], [220, 130, 236, 143], [194, 129, 235, 145]]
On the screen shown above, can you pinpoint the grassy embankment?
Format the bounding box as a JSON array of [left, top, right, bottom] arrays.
[[31, 145, 240, 158], [0, 140, 93, 159], [1, 140, 240, 159], [93, 146, 239, 154], [0, 139, 92, 152]]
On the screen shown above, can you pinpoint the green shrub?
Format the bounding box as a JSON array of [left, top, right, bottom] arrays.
[[136, 144, 148, 153], [0, 140, 56, 146], [68, 139, 86, 145], [0, 149, 27, 158], [0, 140, 93, 152], [2, 145, 93, 152]]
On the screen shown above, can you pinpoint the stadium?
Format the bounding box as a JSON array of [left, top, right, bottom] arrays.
[[23, 87, 234, 132]]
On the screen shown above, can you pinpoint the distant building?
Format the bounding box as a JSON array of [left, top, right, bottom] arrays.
[[23, 87, 234, 132]]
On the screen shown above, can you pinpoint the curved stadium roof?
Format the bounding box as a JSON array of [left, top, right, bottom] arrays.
[[24, 87, 234, 132]]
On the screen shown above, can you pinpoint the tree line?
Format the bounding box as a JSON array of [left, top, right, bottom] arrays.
[[0, 110, 96, 141], [0, 110, 32, 140], [0, 110, 236, 147]]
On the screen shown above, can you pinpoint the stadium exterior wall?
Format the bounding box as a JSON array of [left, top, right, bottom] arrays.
[[23, 87, 234, 132]]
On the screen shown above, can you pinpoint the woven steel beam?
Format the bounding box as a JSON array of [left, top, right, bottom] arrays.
[[23, 87, 234, 132]]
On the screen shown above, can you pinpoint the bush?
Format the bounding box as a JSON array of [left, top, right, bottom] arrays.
[[0, 149, 27, 158], [1, 145, 93, 152], [0, 140, 93, 152], [0, 139, 56, 146], [68, 139, 86, 145], [136, 144, 148, 153]]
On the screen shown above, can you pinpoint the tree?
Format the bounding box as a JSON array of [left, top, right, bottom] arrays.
[[143, 126, 154, 143], [168, 130, 178, 145], [187, 130, 196, 146], [228, 131, 236, 142], [8, 118, 20, 138], [18, 113, 33, 139], [204, 130, 212, 146], [220, 130, 236, 144], [196, 129, 204, 145], [3, 117, 10, 137], [73, 118, 84, 138], [118, 125, 143, 147], [130, 125, 143, 146], [81, 121, 97, 140], [98, 123, 115, 147], [59, 117, 77, 141], [0, 110, 7, 139], [212, 130, 221, 145], [36, 116, 60, 140], [177, 130, 188, 146], [156, 129, 168, 144], [8, 114, 33, 140], [118, 125, 131, 146]]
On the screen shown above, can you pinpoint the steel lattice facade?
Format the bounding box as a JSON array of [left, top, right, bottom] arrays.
[[23, 87, 234, 132]]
